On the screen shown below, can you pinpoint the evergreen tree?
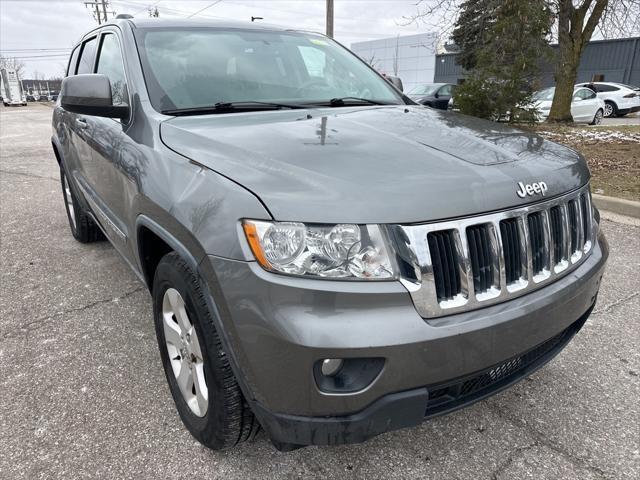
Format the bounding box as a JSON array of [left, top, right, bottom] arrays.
[[451, 0, 498, 71], [454, 0, 552, 122]]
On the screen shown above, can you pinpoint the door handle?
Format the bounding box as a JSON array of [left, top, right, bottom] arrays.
[[75, 118, 88, 129]]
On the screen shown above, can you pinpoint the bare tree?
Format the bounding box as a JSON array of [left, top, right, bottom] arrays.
[[363, 53, 381, 71], [393, 35, 400, 76], [0, 56, 26, 78], [547, 0, 640, 122]]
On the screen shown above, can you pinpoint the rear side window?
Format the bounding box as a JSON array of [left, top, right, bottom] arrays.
[[96, 33, 129, 106], [77, 37, 98, 74], [595, 84, 619, 92], [66, 46, 80, 76]]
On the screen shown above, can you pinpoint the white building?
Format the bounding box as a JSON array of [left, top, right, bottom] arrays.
[[350, 33, 438, 92]]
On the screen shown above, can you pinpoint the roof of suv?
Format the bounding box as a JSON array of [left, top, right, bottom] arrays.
[[122, 17, 293, 31]]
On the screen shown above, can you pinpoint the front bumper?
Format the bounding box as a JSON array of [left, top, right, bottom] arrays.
[[200, 231, 608, 446]]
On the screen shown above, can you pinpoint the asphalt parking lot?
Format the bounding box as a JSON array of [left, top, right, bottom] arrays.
[[1, 104, 638, 479]]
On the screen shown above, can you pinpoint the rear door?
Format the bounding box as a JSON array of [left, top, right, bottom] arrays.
[[68, 36, 99, 188]]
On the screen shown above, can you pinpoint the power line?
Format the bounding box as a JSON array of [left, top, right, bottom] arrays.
[[187, 0, 224, 18]]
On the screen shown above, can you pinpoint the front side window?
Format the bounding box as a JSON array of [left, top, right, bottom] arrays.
[[77, 37, 98, 75], [439, 85, 452, 96], [408, 84, 440, 96], [134, 28, 403, 112], [96, 33, 129, 106]]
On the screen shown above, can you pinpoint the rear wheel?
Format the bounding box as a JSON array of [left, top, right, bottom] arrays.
[[603, 101, 616, 117], [152, 252, 257, 450], [590, 108, 604, 125], [60, 165, 104, 243]]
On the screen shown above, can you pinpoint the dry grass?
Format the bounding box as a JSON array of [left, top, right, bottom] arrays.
[[522, 124, 640, 201]]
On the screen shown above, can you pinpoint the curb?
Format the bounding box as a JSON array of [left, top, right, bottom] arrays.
[[592, 194, 640, 219]]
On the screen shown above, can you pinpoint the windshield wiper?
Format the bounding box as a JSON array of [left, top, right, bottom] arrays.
[[327, 97, 392, 106], [162, 101, 309, 116]]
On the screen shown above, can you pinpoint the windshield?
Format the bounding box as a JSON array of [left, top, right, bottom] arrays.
[[134, 27, 404, 112], [533, 87, 555, 102], [408, 84, 441, 96]]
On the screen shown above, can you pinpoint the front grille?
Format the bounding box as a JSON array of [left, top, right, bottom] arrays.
[[401, 185, 594, 317], [424, 313, 588, 418]]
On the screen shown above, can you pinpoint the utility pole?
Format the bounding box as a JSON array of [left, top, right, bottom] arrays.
[[101, 0, 109, 24], [84, 0, 113, 24], [326, 0, 334, 38]]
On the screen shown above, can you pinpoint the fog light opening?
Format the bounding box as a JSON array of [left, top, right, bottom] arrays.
[[321, 358, 343, 377]]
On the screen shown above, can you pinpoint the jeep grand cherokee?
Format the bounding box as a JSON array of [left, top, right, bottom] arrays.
[[52, 17, 608, 451]]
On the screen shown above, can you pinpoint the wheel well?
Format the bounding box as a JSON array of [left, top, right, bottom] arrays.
[[138, 226, 174, 290], [51, 142, 62, 165]]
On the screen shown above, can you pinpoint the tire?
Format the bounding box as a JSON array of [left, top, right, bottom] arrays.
[[603, 101, 616, 118], [60, 164, 104, 243], [152, 252, 256, 450], [590, 108, 604, 125]]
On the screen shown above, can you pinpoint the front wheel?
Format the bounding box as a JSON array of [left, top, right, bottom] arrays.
[[590, 108, 604, 125], [152, 252, 257, 450]]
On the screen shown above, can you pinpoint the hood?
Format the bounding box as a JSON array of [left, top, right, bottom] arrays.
[[161, 106, 589, 224]]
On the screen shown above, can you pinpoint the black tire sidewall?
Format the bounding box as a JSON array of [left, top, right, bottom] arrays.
[[59, 165, 80, 239], [152, 255, 236, 449]]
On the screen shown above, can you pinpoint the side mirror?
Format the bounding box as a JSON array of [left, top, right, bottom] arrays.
[[434, 92, 440, 98], [61, 74, 129, 118]]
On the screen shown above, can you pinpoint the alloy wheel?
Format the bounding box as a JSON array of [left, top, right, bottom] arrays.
[[594, 110, 603, 125], [162, 288, 209, 417], [62, 173, 76, 230], [603, 103, 614, 117]]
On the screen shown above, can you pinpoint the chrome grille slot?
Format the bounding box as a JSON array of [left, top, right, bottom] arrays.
[[580, 193, 591, 247], [567, 200, 579, 254], [527, 212, 548, 275], [395, 184, 596, 318], [549, 206, 564, 265], [467, 224, 495, 294], [427, 230, 461, 302], [499, 218, 523, 285]]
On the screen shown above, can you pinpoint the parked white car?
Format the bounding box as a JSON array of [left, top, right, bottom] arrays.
[[533, 87, 605, 124], [575, 82, 640, 117]]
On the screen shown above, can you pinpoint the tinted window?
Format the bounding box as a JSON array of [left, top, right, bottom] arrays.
[[134, 28, 403, 111], [594, 84, 619, 92], [77, 37, 98, 74], [96, 33, 129, 105], [66, 46, 80, 76], [439, 85, 452, 96]]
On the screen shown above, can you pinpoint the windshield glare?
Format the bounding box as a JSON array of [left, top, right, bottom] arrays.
[[533, 87, 555, 102], [408, 84, 440, 96], [135, 28, 404, 112]]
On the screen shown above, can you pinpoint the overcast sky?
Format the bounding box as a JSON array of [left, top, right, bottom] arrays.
[[0, 0, 432, 78]]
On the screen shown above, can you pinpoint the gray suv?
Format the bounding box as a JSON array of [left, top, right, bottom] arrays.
[[52, 17, 608, 451]]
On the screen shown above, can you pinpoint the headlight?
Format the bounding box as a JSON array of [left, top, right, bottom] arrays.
[[242, 220, 396, 280]]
